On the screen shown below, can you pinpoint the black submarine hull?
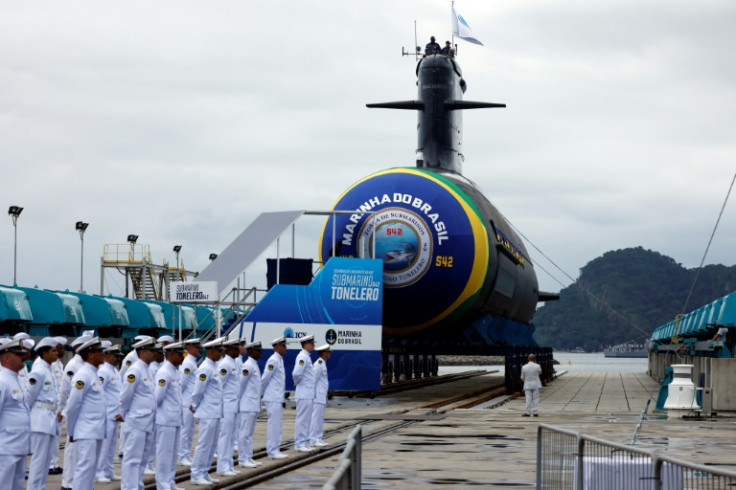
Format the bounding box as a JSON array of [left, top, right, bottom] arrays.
[[318, 54, 550, 344], [318, 167, 539, 340]]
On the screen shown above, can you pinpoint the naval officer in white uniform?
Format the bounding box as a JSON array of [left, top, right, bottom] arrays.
[[96, 343, 125, 483], [309, 344, 331, 447], [0, 339, 32, 490], [59, 332, 95, 490], [177, 337, 201, 466], [65, 337, 107, 490], [154, 341, 186, 490], [189, 337, 226, 486], [237, 341, 263, 468], [216, 337, 243, 476], [48, 336, 67, 475], [120, 336, 158, 490], [520, 353, 543, 417], [261, 336, 288, 459], [292, 334, 316, 451], [26, 337, 62, 490]]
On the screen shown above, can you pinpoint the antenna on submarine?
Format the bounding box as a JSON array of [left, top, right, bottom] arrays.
[[401, 20, 421, 60]]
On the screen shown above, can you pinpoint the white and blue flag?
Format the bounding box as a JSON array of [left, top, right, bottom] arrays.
[[452, 4, 483, 46]]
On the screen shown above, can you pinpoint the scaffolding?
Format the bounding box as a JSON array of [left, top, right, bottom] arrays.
[[100, 243, 197, 301]]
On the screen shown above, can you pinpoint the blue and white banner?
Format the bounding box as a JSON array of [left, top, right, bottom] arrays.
[[234, 257, 383, 391]]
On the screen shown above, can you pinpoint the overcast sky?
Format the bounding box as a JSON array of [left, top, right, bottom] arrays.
[[1, 0, 735, 301]]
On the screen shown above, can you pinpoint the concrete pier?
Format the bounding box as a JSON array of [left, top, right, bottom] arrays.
[[279, 371, 736, 489], [43, 369, 736, 489]]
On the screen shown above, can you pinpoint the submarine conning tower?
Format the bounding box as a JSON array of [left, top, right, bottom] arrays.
[[367, 54, 505, 174]]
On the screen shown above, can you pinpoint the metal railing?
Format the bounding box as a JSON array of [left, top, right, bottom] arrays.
[[538, 424, 736, 489], [102, 243, 152, 264], [323, 425, 362, 490]]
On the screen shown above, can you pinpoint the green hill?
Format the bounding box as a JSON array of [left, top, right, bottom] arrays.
[[532, 247, 736, 351]]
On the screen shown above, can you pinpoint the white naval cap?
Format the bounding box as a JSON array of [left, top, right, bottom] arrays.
[[157, 335, 175, 344], [271, 336, 287, 346], [81, 330, 96, 337], [77, 337, 103, 352], [24, 338, 36, 350], [134, 335, 151, 342], [0, 338, 9, 346], [53, 336, 68, 346], [299, 335, 315, 344], [71, 335, 94, 350], [163, 341, 186, 353], [104, 344, 124, 355], [245, 341, 262, 350], [13, 332, 30, 340], [132, 337, 157, 350], [0, 338, 27, 354], [223, 337, 243, 347], [183, 338, 202, 345], [315, 344, 331, 352], [202, 337, 226, 349], [34, 337, 59, 352]]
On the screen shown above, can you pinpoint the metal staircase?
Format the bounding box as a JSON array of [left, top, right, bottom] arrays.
[[128, 267, 161, 300], [101, 243, 197, 301]]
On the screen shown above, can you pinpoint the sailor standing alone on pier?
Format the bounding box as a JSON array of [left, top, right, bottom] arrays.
[[520, 354, 542, 417]]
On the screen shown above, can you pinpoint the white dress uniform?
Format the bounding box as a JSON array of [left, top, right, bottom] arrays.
[[292, 347, 316, 449], [216, 353, 240, 474], [0, 363, 31, 490], [178, 352, 198, 463], [49, 357, 64, 470], [66, 361, 107, 490], [190, 356, 224, 481], [27, 357, 59, 490], [143, 361, 160, 472], [120, 358, 157, 490], [59, 353, 84, 489], [96, 359, 123, 481], [18, 361, 31, 391], [237, 355, 262, 465], [521, 360, 543, 416], [309, 356, 329, 445], [261, 350, 286, 456], [154, 360, 183, 490], [120, 349, 139, 377]]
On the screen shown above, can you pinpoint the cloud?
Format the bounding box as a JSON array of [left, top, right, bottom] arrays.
[[1, 0, 735, 304]]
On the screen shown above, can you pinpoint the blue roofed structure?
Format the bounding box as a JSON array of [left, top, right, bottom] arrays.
[[0, 285, 33, 335], [18, 287, 85, 337], [64, 292, 129, 340]]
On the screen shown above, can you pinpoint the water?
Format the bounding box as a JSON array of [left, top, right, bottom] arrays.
[[438, 352, 648, 376]]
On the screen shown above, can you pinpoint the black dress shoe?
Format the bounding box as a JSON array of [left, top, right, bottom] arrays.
[[61, 487, 72, 490], [522, 413, 530, 417], [48, 467, 63, 475]]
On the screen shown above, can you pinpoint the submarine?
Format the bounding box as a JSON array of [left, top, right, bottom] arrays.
[[318, 53, 558, 350]]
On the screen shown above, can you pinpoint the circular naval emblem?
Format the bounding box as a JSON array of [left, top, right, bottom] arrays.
[[325, 329, 337, 346], [358, 207, 432, 288]]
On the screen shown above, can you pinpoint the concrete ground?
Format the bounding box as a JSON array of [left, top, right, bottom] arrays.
[[43, 371, 736, 489]]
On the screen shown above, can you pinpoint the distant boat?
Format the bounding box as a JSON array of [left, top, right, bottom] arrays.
[[604, 343, 648, 358]]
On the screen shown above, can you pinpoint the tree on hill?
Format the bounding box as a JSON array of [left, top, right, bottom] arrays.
[[532, 247, 736, 351]]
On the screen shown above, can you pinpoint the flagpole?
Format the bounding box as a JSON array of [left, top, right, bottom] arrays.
[[451, 1, 455, 48]]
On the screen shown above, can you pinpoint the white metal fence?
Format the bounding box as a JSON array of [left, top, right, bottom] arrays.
[[323, 425, 362, 490], [538, 423, 736, 489]]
